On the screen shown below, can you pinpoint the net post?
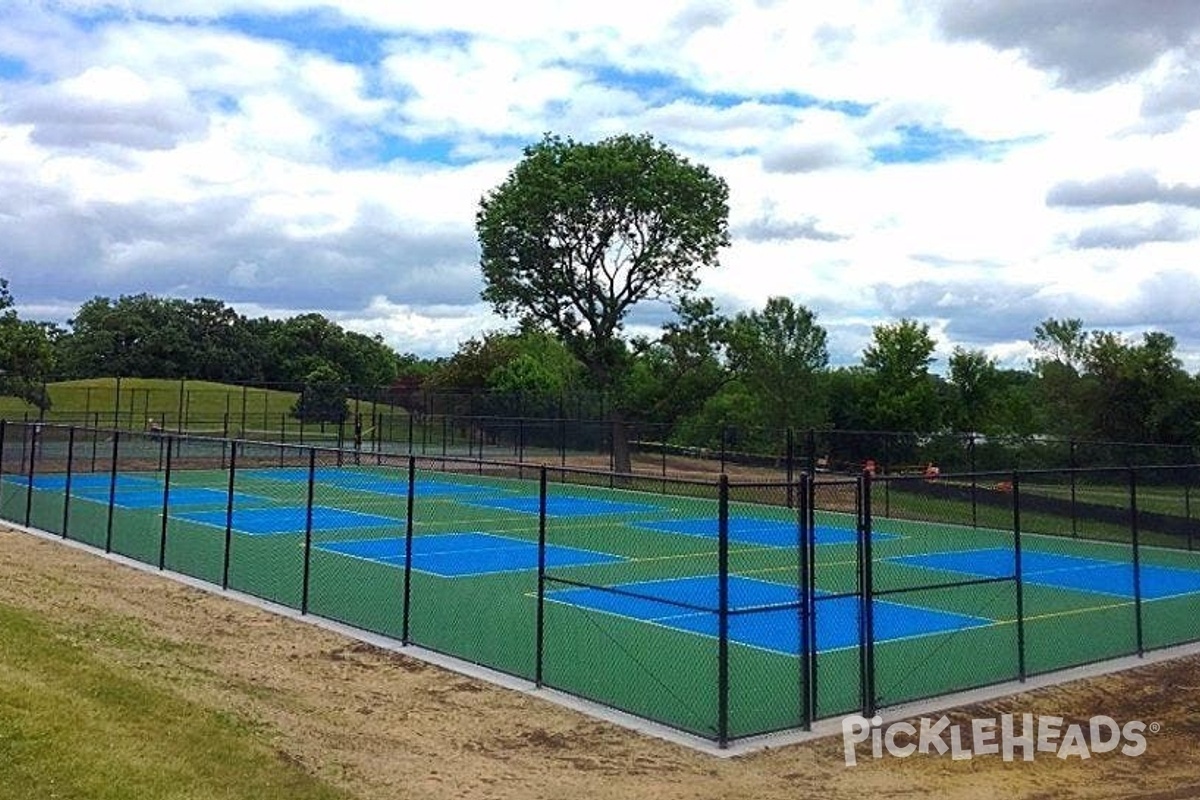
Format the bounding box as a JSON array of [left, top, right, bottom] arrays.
[[717, 472, 730, 748], [1013, 471, 1026, 682], [1130, 467, 1144, 657], [221, 440, 237, 590], [401, 455, 416, 645], [535, 465, 548, 688], [104, 430, 120, 553], [62, 426, 76, 539], [798, 472, 813, 731], [157, 436, 173, 569]]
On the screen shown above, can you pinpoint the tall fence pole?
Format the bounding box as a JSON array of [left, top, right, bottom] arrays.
[[157, 437, 173, 569], [717, 473, 730, 748], [103, 431, 120, 553], [785, 427, 795, 508], [0, 421, 7, 510], [221, 443, 238, 590], [113, 376, 122, 430], [1130, 468, 1144, 657], [401, 455, 416, 645], [62, 426, 76, 539], [23, 422, 38, 527], [535, 465, 548, 687], [860, 470, 875, 718], [1013, 471, 1026, 682], [301, 448, 316, 615], [798, 472, 813, 730]]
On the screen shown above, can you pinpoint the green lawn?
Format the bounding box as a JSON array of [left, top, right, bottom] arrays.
[[0, 379, 416, 445], [0, 601, 351, 800]]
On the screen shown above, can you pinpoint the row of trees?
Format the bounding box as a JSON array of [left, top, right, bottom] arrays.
[[0, 292, 401, 405], [2, 277, 1198, 450], [419, 303, 1200, 452]]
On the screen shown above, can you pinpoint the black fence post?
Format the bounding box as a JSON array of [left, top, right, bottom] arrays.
[[860, 470, 875, 718], [23, 422, 38, 527], [301, 448, 316, 615], [104, 431, 120, 553], [1013, 471, 1026, 682], [89, 418, 99, 472], [157, 437, 173, 569], [786, 427, 795, 508], [1130, 468, 1144, 657], [1187, 471, 1195, 552], [176, 379, 185, 434], [221, 443, 238, 590], [719, 426, 728, 474], [62, 426, 76, 539], [717, 473, 730, 748], [401, 455, 416, 645], [0, 420, 7, 513], [113, 375, 122, 430], [806, 428, 817, 478], [535, 465, 548, 688], [969, 434, 978, 528], [1070, 442, 1079, 538], [798, 472, 813, 731]]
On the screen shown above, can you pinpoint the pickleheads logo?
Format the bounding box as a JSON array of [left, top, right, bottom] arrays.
[[842, 714, 1153, 766]]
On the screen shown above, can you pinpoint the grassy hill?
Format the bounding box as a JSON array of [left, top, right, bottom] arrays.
[[0, 379, 410, 443]]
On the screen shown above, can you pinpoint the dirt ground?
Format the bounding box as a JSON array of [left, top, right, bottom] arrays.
[[2, 524, 1199, 800]]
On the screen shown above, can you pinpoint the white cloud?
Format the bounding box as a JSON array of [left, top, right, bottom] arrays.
[[0, 0, 1198, 368]]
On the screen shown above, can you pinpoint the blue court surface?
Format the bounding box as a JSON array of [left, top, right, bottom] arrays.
[[634, 518, 894, 548], [241, 467, 495, 497], [546, 575, 991, 654], [314, 532, 625, 577], [465, 495, 655, 517], [5, 473, 160, 492], [890, 547, 1200, 601], [174, 505, 404, 535], [72, 487, 268, 510]]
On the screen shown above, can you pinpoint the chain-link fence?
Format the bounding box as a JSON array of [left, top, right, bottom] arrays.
[[3, 420, 1200, 746]]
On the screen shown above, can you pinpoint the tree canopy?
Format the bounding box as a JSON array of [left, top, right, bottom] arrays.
[[476, 132, 730, 389]]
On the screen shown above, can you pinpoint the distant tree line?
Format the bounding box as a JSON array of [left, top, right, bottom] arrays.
[[1, 280, 1198, 447]]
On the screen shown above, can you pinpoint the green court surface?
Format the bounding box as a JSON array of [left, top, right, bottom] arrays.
[[4, 456, 1200, 744]]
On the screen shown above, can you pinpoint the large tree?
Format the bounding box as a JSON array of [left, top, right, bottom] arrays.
[[476, 132, 730, 471]]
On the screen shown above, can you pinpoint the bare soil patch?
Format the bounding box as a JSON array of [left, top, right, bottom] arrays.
[[2, 525, 1198, 799]]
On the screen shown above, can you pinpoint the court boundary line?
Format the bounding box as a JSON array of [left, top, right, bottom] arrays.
[[312, 531, 626, 579]]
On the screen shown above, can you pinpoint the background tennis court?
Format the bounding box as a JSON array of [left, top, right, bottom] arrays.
[[4, 420, 1200, 745]]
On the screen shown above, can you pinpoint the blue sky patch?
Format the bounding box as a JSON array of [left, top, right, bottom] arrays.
[[220, 11, 391, 65], [0, 56, 28, 81], [871, 124, 994, 164]]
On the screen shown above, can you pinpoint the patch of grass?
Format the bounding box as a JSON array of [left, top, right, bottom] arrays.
[[0, 379, 412, 443], [0, 601, 353, 800]]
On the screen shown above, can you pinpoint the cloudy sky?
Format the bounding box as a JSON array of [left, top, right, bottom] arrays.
[[2, 1, 1199, 370]]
